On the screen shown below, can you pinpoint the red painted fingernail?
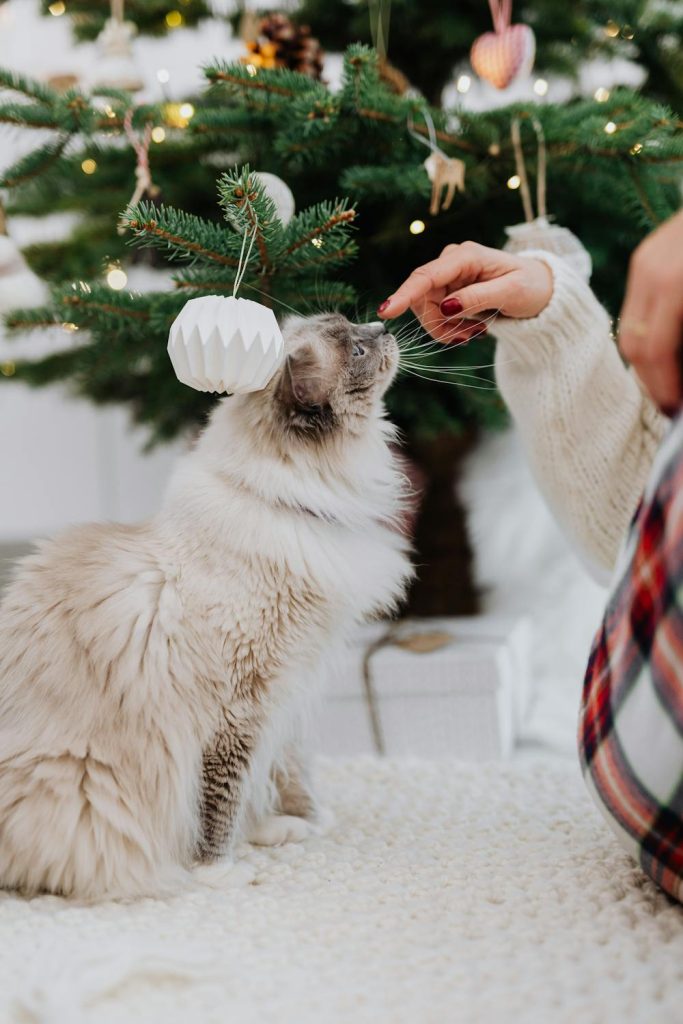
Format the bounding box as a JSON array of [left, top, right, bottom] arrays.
[[440, 297, 463, 317], [377, 300, 390, 314]]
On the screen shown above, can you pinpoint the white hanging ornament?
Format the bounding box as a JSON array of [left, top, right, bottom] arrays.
[[503, 117, 592, 282], [470, 0, 535, 90], [0, 230, 49, 314], [252, 172, 295, 226], [87, 0, 143, 93], [168, 295, 284, 394]]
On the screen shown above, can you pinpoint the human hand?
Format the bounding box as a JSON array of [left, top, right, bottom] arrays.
[[618, 210, 683, 415], [376, 241, 554, 344]]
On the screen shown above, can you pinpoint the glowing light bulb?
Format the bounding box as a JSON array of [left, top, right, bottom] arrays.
[[81, 158, 97, 175], [311, 237, 323, 249], [409, 220, 426, 235], [179, 103, 194, 120], [48, 1, 66, 15], [62, 322, 79, 332], [533, 79, 548, 96], [456, 74, 471, 94], [106, 267, 128, 290], [246, 63, 258, 77], [605, 20, 620, 37], [0, 361, 16, 377], [594, 87, 610, 102], [165, 10, 183, 28], [151, 126, 166, 143], [604, 121, 617, 134], [507, 175, 521, 190], [630, 142, 643, 154], [157, 68, 170, 84]]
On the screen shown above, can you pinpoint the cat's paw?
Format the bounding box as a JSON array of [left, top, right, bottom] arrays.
[[248, 814, 313, 847], [192, 858, 256, 889]]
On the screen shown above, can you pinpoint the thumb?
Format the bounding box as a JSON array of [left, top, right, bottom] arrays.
[[440, 278, 511, 320]]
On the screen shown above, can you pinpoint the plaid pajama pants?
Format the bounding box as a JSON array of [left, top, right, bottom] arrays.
[[579, 413, 683, 902]]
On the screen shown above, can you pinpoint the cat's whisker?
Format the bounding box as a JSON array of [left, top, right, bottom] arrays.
[[398, 368, 497, 389]]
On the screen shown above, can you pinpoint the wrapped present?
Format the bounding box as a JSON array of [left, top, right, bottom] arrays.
[[316, 616, 532, 760]]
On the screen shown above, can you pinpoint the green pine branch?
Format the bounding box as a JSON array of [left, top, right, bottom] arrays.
[[121, 201, 242, 268]]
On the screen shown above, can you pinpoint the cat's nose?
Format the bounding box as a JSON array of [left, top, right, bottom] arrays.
[[362, 322, 387, 339]]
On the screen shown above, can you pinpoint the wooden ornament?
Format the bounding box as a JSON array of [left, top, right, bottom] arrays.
[[423, 152, 466, 215]]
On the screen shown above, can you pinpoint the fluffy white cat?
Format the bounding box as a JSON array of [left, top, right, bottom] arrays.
[[0, 314, 412, 899]]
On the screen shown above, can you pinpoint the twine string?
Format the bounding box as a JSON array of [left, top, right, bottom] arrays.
[[118, 109, 156, 234], [510, 115, 547, 223], [407, 105, 440, 154], [232, 215, 259, 297], [487, 0, 513, 33]]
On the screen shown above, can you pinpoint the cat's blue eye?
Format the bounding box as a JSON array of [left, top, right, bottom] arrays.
[[353, 344, 365, 357]]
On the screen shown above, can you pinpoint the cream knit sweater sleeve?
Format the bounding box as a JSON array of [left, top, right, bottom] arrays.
[[492, 251, 668, 584]]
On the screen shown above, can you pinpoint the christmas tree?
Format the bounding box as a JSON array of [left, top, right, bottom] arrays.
[[0, 4, 681, 611]]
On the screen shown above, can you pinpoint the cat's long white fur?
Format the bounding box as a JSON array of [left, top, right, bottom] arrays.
[[0, 317, 411, 899]]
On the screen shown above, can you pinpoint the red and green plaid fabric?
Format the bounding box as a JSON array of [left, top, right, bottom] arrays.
[[579, 414, 683, 903]]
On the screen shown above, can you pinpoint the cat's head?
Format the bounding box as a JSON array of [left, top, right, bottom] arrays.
[[270, 313, 398, 439]]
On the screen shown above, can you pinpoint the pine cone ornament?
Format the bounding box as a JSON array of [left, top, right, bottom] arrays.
[[243, 13, 324, 80]]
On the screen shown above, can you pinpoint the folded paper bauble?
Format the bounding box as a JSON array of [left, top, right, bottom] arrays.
[[253, 172, 295, 226], [470, 24, 535, 89], [168, 295, 285, 394], [503, 217, 592, 282]]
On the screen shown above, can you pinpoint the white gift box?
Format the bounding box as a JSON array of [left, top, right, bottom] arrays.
[[315, 616, 532, 761]]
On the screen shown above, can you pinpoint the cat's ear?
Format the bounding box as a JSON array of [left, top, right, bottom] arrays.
[[280, 346, 331, 411]]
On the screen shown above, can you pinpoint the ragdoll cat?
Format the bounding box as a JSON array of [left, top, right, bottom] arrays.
[[0, 314, 412, 899]]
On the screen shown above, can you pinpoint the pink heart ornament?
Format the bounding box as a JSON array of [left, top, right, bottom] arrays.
[[470, 24, 536, 89]]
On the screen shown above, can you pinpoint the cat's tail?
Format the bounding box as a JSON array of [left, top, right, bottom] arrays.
[[0, 751, 193, 901]]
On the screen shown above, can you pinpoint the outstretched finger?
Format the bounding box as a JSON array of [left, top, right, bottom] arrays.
[[378, 248, 478, 319]]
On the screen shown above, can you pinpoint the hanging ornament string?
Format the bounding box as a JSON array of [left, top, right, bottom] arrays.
[[510, 115, 546, 224], [487, 0, 512, 34], [503, 115, 592, 282], [407, 105, 439, 155], [232, 214, 259, 297], [117, 110, 160, 235], [368, 0, 392, 61]]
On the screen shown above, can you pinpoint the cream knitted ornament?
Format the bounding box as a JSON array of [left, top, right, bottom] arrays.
[[504, 217, 592, 282]]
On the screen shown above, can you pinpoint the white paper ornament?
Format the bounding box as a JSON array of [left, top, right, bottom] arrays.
[[504, 217, 592, 281], [253, 172, 295, 226], [168, 295, 285, 394]]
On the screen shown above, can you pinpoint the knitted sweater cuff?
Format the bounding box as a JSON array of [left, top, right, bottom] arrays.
[[491, 251, 611, 363]]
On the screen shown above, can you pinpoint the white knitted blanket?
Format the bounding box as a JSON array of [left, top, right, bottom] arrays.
[[1, 757, 682, 1024]]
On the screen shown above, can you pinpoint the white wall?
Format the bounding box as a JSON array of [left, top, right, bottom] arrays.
[[0, 376, 184, 542]]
